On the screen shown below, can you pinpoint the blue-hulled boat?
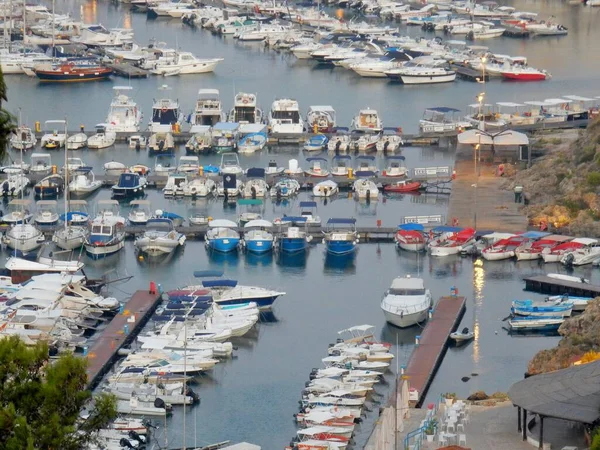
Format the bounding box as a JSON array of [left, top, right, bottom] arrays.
[[242, 219, 274, 254], [204, 219, 240, 253], [511, 301, 573, 317], [154, 210, 185, 227], [34, 174, 64, 198], [323, 217, 358, 255], [111, 172, 147, 199], [278, 219, 311, 254], [508, 315, 564, 332], [303, 134, 329, 152], [547, 294, 593, 312]]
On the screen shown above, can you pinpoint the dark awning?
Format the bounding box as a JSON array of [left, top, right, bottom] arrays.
[[508, 360, 600, 424]]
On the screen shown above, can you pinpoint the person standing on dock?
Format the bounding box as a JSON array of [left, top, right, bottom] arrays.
[[514, 185, 523, 203]]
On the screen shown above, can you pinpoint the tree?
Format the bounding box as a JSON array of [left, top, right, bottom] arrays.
[[0, 336, 117, 449], [0, 68, 15, 161]]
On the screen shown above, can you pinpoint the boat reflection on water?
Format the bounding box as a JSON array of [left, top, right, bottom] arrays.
[[259, 311, 278, 323], [383, 191, 422, 201], [85, 250, 123, 268], [245, 251, 273, 267], [206, 248, 240, 268], [136, 248, 182, 265], [324, 252, 357, 274], [277, 251, 308, 269], [380, 321, 420, 347]]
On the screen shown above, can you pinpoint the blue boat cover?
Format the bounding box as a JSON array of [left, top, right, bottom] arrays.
[[193, 270, 225, 278], [333, 155, 352, 160], [327, 218, 357, 225], [356, 155, 375, 160], [355, 170, 376, 177], [203, 165, 219, 173], [307, 157, 328, 162], [117, 173, 140, 188], [520, 231, 551, 239], [192, 296, 213, 303], [299, 201, 317, 208], [432, 226, 463, 233], [159, 211, 183, 220], [284, 216, 308, 222], [386, 155, 406, 160], [60, 211, 88, 221], [426, 107, 461, 113], [202, 279, 238, 288], [246, 167, 266, 178], [398, 223, 424, 231]]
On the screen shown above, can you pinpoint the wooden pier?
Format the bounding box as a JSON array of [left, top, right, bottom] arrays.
[[403, 295, 467, 407], [85, 288, 162, 390], [523, 276, 600, 298], [106, 62, 149, 78]]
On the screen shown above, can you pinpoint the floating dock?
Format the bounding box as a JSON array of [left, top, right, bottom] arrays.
[[523, 276, 600, 298], [105, 62, 149, 78], [403, 295, 467, 407], [85, 288, 162, 390]]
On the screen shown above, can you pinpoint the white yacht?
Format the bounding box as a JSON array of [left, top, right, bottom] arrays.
[[385, 64, 456, 85], [149, 88, 182, 133], [236, 23, 292, 42], [193, 89, 224, 126], [268, 99, 304, 136], [381, 276, 432, 328], [228, 92, 263, 124], [105, 86, 143, 132], [352, 108, 383, 133], [10, 126, 37, 150], [149, 51, 223, 76]]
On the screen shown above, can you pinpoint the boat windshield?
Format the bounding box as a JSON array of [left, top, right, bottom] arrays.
[[152, 108, 178, 125], [388, 288, 426, 295], [92, 225, 112, 234], [233, 106, 256, 123], [272, 110, 300, 122]]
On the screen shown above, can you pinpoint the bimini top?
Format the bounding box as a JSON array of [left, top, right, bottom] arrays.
[[116, 172, 142, 188], [508, 360, 600, 424], [327, 218, 356, 225], [208, 219, 237, 228], [386, 155, 406, 160], [398, 223, 424, 231], [520, 231, 551, 239], [425, 107, 461, 113], [246, 167, 266, 179], [338, 324, 375, 334], [299, 201, 317, 208], [244, 219, 273, 228], [202, 279, 238, 288], [432, 225, 463, 233], [355, 170, 376, 178], [193, 270, 225, 278]]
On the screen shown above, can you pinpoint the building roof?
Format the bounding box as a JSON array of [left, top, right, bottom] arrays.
[[508, 360, 600, 424]]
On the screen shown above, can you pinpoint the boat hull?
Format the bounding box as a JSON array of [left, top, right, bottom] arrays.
[[383, 307, 428, 328], [397, 241, 426, 252], [207, 237, 240, 253], [502, 72, 547, 81], [482, 250, 515, 261], [429, 246, 461, 256], [85, 240, 125, 259], [326, 240, 356, 255], [35, 69, 112, 82], [245, 239, 273, 254], [279, 237, 308, 254]]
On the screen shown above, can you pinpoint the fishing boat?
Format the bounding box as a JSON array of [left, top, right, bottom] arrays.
[[33, 63, 112, 82], [87, 125, 116, 149], [278, 224, 311, 254], [450, 327, 475, 343], [238, 132, 267, 153], [3, 223, 45, 254], [205, 219, 240, 252], [395, 223, 426, 251], [34, 174, 64, 198], [66, 133, 88, 150], [313, 180, 338, 198], [306, 106, 336, 133], [507, 316, 564, 332], [148, 87, 182, 133], [323, 218, 358, 255], [268, 99, 305, 136], [192, 89, 225, 126], [242, 219, 274, 254], [111, 172, 147, 199], [10, 126, 37, 150], [84, 200, 126, 259], [69, 168, 102, 196], [428, 227, 476, 256], [182, 177, 216, 198], [228, 92, 263, 124], [305, 158, 330, 178], [327, 132, 352, 152], [29, 153, 52, 180], [541, 237, 596, 263], [34, 200, 59, 226], [381, 275, 432, 328], [134, 218, 186, 256], [128, 200, 152, 226], [270, 178, 300, 198], [105, 86, 143, 132], [511, 300, 573, 317], [384, 179, 421, 193], [353, 176, 379, 201], [304, 134, 329, 152]]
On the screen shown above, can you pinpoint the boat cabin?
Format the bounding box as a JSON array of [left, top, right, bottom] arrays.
[[230, 92, 260, 124], [194, 89, 223, 126]]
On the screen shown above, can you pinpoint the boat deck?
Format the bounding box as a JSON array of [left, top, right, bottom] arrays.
[[85, 288, 162, 390], [403, 295, 467, 407], [105, 62, 149, 78], [523, 276, 600, 297]]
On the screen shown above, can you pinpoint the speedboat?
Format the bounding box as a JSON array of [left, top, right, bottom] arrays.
[[177, 155, 200, 174], [306, 106, 336, 133], [154, 155, 177, 177], [353, 134, 380, 153], [182, 177, 216, 198], [268, 99, 305, 136], [33, 200, 59, 226], [149, 132, 175, 154], [562, 242, 600, 266], [10, 126, 37, 150], [104, 161, 128, 177], [313, 180, 338, 198], [0, 174, 29, 198], [3, 223, 45, 254], [34, 174, 64, 198], [149, 52, 223, 76], [501, 67, 550, 81], [84, 200, 126, 259], [376, 134, 403, 152], [217, 178, 244, 197], [270, 178, 300, 198], [279, 225, 311, 254], [68, 168, 102, 197], [148, 88, 182, 133], [64, 158, 87, 173], [305, 158, 330, 178], [87, 125, 116, 149], [163, 173, 188, 197], [242, 219, 274, 254], [40, 122, 66, 149], [385, 65, 456, 84], [205, 219, 240, 253], [105, 86, 143, 132], [220, 153, 243, 175], [265, 160, 285, 176], [381, 275, 432, 328], [111, 172, 147, 199], [128, 200, 152, 226], [542, 238, 597, 263], [134, 218, 186, 256], [304, 134, 329, 152], [129, 135, 147, 150], [243, 169, 269, 198], [353, 178, 379, 201], [384, 180, 421, 193], [352, 109, 383, 133], [29, 153, 53, 180], [429, 227, 476, 256], [481, 236, 529, 261], [327, 133, 352, 152], [382, 156, 408, 178], [515, 235, 571, 261], [284, 159, 304, 176], [395, 224, 426, 251], [508, 316, 564, 332], [450, 327, 475, 344], [331, 155, 352, 177], [66, 133, 88, 150], [238, 132, 267, 153], [323, 218, 358, 255]]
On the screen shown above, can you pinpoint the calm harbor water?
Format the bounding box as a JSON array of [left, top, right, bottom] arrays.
[[4, 0, 600, 448]]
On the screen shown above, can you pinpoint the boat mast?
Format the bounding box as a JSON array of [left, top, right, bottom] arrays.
[[50, 0, 55, 57], [63, 116, 69, 234], [182, 315, 187, 450], [8, 0, 12, 52]]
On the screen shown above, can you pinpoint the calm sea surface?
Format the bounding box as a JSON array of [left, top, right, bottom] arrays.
[[4, 1, 600, 448]]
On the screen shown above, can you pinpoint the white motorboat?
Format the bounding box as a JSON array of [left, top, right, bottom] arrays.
[[220, 152, 243, 175], [182, 177, 216, 198], [464, 103, 507, 130], [34, 200, 59, 226], [29, 153, 53, 179], [354, 134, 380, 153], [154, 155, 177, 177], [450, 327, 475, 343], [352, 108, 383, 133], [185, 125, 212, 154], [116, 399, 169, 417], [265, 160, 285, 176], [87, 126, 116, 149], [150, 52, 223, 76], [305, 158, 330, 178], [134, 218, 186, 256], [243, 170, 269, 198], [306, 106, 336, 133], [268, 99, 305, 136], [353, 178, 379, 201], [526, 21, 568, 36], [328, 134, 352, 152], [331, 155, 352, 177], [236, 23, 292, 41], [148, 132, 175, 153], [2, 199, 33, 224], [66, 133, 88, 150], [376, 134, 403, 152], [313, 180, 338, 198], [84, 200, 126, 259], [129, 135, 147, 149], [238, 132, 267, 153], [3, 223, 45, 253], [228, 92, 263, 124], [429, 228, 476, 256], [562, 242, 600, 266], [381, 275, 432, 328], [69, 168, 102, 196], [40, 121, 66, 149], [104, 161, 128, 177], [385, 65, 456, 84], [176, 155, 200, 174], [270, 178, 300, 198], [64, 158, 87, 173], [105, 86, 143, 132], [128, 200, 152, 226], [217, 179, 243, 197], [10, 126, 37, 150], [284, 159, 303, 176], [192, 89, 225, 126], [542, 238, 598, 263], [0, 175, 29, 198], [163, 173, 188, 197]]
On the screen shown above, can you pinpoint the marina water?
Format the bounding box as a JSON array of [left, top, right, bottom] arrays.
[[4, 0, 600, 448]]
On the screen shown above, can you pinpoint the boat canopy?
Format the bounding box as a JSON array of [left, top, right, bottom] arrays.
[[481, 232, 516, 240], [246, 168, 266, 178], [398, 223, 424, 231], [386, 155, 406, 160], [458, 129, 529, 146], [356, 155, 375, 160], [496, 102, 525, 107], [520, 231, 551, 239], [208, 219, 237, 228], [197, 88, 219, 99], [338, 324, 375, 334], [213, 122, 239, 132], [237, 199, 263, 206], [425, 107, 460, 113], [202, 279, 238, 288], [239, 123, 267, 135], [306, 157, 328, 162], [355, 170, 377, 177], [572, 238, 598, 245], [244, 219, 273, 228], [432, 226, 462, 233], [281, 216, 307, 222], [308, 105, 335, 113], [327, 218, 356, 225], [193, 270, 225, 278], [333, 155, 352, 160], [562, 95, 595, 102], [299, 201, 317, 208], [189, 124, 212, 134]]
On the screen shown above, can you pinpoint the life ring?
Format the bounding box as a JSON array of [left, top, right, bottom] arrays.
[[242, 98, 249, 104], [397, 127, 403, 134], [161, 107, 168, 113], [466, 7, 471, 13]]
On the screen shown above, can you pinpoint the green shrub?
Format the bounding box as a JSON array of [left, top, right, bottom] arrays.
[[561, 199, 586, 217], [550, 138, 562, 145], [587, 172, 600, 187]]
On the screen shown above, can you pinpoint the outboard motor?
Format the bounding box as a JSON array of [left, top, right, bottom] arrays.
[[119, 438, 136, 449], [462, 327, 469, 334], [276, 186, 282, 200], [158, 140, 165, 151], [564, 253, 575, 266], [154, 398, 166, 410], [135, 141, 141, 151], [251, 186, 257, 199], [335, 140, 341, 151], [336, 338, 343, 344], [128, 430, 146, 444]]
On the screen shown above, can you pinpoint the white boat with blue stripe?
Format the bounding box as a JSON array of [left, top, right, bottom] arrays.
[[323, 218, 358, 255], [242, 219, 274, 254], [205, 219, 240, 253]]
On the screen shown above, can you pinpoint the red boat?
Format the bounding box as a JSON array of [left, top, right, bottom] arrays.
[[34, 63, 113, 82], [395, 224, 426, 252], [501, 67, 549, 81], [384, 180, 422, 192]]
